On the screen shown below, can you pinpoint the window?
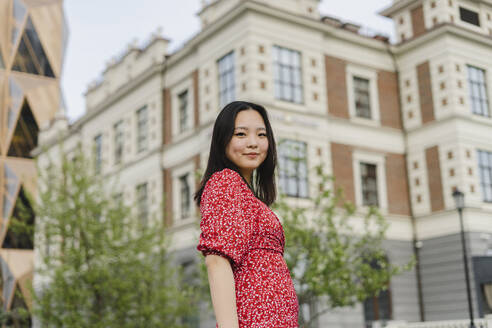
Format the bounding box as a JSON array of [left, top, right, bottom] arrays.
[[360, 162, 378, 206], [218, 52, 235, 107], [93, 134, 102, 174], [478, 150, 492, 202], [180, 260, 196, 285], [136, 183, 148, 226], [278, 140, 308, 198], [364, 289, 392, 327], [273, 46, 303, 104], [347, 66, 380, 123], [363, 258, 392, 327], [7, 100, 38, 158], [136, 106, 148, 153], [179, 260, 199, 327], [467, 65, 490, 117], [460, 7, 480, 26], [354, 76, 371, 119], [3, 187, 34, 249], [354, 152, 387, 211], [113, 120, 124, 164], [178, 90, 189, 133], [179, 174, 191, 219], [12, 16, 55, 77], [482, 283, 492, 314]]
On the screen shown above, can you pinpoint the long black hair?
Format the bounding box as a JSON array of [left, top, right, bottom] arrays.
[[194, 101, 277, 207]]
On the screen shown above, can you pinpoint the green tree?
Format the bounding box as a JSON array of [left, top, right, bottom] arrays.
[[33, 145, 197, 328], [272, 164, 415, 328]]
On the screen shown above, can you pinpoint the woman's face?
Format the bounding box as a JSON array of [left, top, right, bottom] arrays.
[[226, 109, 269, 180]]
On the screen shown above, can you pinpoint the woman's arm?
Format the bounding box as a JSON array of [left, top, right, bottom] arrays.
[[205, 254, 239, 328]]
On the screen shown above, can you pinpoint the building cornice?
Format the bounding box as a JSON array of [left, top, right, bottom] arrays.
[[48, 9, 492, 153], [403, 113, 492, 151], [166, 0, 389, 68], [80, 63, 164, 125], [31, 126, 82, 157], [100, 37, 170, 77], [100, 147, 162, 180], [380, 0, 492, 17], [33, 64, 164, 154], [391, 23, 492, 54], [66, 0, 390, 134], [196, 0, 223, 16], [379, 0, 423, 17]]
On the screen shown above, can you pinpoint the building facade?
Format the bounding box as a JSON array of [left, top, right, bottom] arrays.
[[0, 0, 66, 324], [36, 0, 492, 327]]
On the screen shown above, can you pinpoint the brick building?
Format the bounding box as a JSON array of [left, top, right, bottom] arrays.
[[36, 0, 492, 327]]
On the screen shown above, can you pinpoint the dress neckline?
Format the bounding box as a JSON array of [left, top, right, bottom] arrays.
[[224, 169, 284, 233], [224, 168, 263, 203]]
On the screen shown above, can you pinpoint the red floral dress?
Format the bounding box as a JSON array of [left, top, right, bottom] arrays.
[[197, 168, 299, 328]]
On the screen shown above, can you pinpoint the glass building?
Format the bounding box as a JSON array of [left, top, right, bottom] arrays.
[[0, 0, 67, 323]]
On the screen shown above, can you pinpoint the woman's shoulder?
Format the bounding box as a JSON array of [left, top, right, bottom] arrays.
[[207, 168, 243, 189], [201, 169, 247, 207]]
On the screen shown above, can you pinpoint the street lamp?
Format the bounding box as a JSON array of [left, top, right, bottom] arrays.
[[452, 189, 475, 328]]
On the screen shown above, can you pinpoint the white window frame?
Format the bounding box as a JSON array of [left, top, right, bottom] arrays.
[[93, 134, 102, 175], [273, 45, 304, 104], [172, 79, 195, 140], [218, 51, 235, 108], [467, 65, 490, 117], [179, 173, 191, 219], [172, 163, 195, 223], [178, 89, 189, 133], [346, 65, 381, 126], [113, 120, 124, 165], [136, 182, 149, 227], [478, 149, 492, 203], [353, 151, 388, 212], [136, 105, 148, 153], [277, 139, 309, 198]]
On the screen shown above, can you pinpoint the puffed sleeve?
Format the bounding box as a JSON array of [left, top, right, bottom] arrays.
[[197, 169, 255, 267]]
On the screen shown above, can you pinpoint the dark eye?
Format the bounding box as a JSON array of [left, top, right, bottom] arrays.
[[259, 133, 267, 137], [235, 132, 246, 136]]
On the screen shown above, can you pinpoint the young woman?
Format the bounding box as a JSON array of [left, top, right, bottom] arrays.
[[195, 101, 299, 327]]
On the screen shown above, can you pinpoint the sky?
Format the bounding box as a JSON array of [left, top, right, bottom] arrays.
[[63, 0, 394, 122]]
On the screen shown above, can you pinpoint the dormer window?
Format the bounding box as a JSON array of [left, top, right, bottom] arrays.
[[459, 7, 480, 26]]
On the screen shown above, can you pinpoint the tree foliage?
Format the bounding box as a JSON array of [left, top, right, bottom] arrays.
[[272, 164, 415, 327], [33, 145, 197, 328]]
